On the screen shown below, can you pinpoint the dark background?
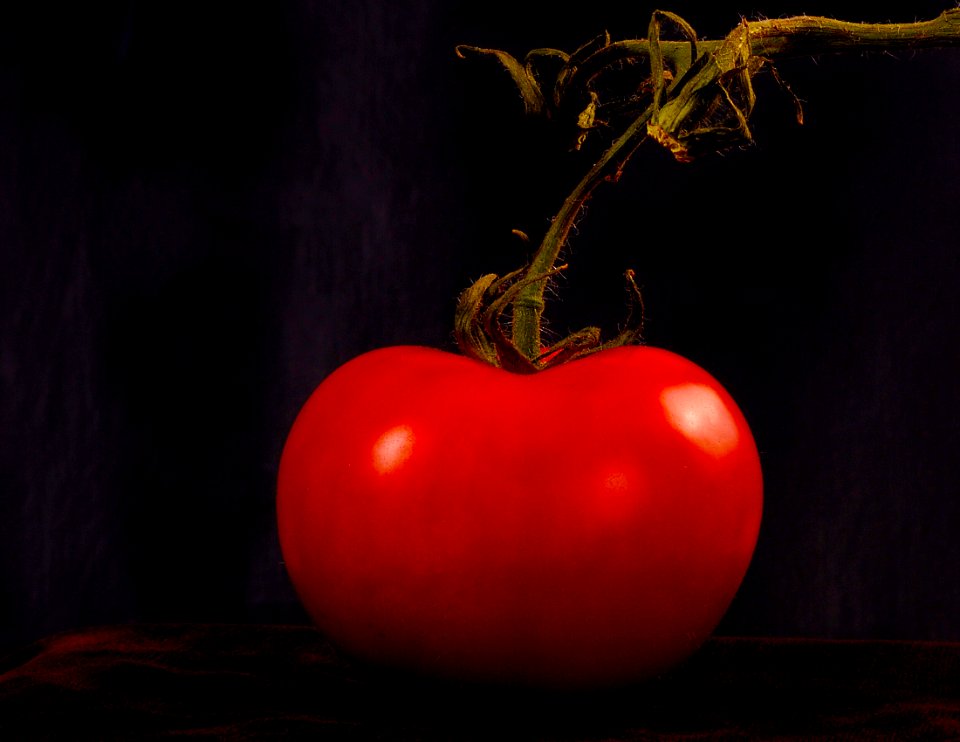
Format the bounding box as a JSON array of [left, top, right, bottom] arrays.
[[1, 1, 958, 654]]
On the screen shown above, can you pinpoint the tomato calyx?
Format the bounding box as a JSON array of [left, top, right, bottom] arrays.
[[454, 264, 644, 373]]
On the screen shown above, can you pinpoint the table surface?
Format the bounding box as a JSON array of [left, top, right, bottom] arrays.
[[1, 623, 958, 740]]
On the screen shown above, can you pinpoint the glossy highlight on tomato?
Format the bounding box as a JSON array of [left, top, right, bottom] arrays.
[[277, 345, 762, 688]]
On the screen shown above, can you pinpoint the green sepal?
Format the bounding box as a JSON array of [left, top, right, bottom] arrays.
[[456, 45, 546, 116], [454, 273, 500, 365]]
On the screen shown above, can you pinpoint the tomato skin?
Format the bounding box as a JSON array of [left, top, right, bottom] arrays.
[[277, 345, 762, 688]]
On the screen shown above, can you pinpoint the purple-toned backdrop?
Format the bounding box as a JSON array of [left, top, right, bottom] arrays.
[[2, 0, 959, 652]]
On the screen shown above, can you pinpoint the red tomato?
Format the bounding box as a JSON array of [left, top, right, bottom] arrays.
[[277, 345, 762, 688]]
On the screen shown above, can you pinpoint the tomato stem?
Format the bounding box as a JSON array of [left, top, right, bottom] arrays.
[[457, 8, 960, 370], [511, 105, 653, 358]]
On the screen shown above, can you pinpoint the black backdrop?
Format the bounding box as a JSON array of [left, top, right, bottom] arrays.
[[1, 1, 958, 654]]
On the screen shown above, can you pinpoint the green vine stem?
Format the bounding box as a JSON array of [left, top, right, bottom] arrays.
[[509, 105, 650, 359], [456, 8, 960, 370]]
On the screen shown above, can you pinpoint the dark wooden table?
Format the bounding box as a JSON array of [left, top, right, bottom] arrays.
[[2, 624, 958, 740]]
